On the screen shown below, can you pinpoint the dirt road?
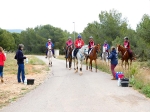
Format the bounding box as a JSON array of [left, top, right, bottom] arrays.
[[0, 56, 150, 112]]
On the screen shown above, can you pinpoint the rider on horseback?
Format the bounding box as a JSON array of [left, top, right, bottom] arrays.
[[88, 36, 95, 56], [124, 37, 133, 58], [73, 34, 84, 57], [65, 36, 73, 58], [103, 40, 110, 54], [45, 39, 55, 58]]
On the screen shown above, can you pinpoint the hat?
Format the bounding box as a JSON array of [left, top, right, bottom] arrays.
[[48, 38, 51, 41], [124, 37, 128, 39], [111, 46, 115, 50], [89, 36, 93, 38], [68, 36, 71, 39]]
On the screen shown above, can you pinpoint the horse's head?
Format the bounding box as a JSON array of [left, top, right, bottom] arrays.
[[80, 45, 88, 55], [95, 44, 101, 53], [117, 44, 126, 54]]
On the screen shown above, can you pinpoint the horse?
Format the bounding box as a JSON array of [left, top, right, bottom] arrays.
[[47, 45, 53, 67], [101, 46, 110, 66], [117, 44, 134, 69], [66, 46, 73, 70], [86, 44, 101, 72], [72, 45, 88, 75]]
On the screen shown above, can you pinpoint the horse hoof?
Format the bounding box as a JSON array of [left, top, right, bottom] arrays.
[[69, 68, 71, 70], [79, 72, 83, 75], [75, 70, 78, 73]]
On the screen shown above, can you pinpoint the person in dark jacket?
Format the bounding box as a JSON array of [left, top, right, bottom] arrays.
[[107, 46, 118, 80], [14, 44, 27, 83]]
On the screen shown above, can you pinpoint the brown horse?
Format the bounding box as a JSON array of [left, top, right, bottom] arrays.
[[86, 44, 101, 72], [117, 44, 134, 69], [66, 46, 73, 70]]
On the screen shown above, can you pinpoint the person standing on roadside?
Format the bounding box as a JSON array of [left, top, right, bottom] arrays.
[[14, 44, 27, 83]]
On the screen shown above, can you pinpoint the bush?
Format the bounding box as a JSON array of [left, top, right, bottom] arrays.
[[142, 85, 150, 98]]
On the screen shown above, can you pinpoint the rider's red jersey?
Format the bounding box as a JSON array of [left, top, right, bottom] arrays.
[[66, 40, 73, 46], [88, 40, 95, 48], [124, 41, 130, 49], [74, 39, 84, 48]]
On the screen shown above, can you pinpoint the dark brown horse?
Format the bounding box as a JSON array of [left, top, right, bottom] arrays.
[[66, 46, 73, 70], [86, 44, 101, 72], [117, 44, 134, 69]]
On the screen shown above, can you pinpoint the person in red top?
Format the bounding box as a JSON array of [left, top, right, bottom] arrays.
[[0, 47, 6, 83], [124, 37, 132, 58], [73, 34, 84, 57], [88, 36, 95, 55], [65, 36, 73, 58]]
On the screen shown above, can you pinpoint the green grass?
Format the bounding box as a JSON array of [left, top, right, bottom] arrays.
[[29, 56, 45, 65]]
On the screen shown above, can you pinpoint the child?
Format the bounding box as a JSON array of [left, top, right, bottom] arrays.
[[0, 47, 6, 83], [107, 46, 118, 80]]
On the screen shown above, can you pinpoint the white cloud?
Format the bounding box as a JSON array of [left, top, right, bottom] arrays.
[[0, 0, 150, 33]]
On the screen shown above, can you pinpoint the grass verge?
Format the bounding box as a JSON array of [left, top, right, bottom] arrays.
[[0, 53, 49, 109]]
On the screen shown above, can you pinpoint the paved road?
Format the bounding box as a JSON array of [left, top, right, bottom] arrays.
[[0, 56, 150, 112]]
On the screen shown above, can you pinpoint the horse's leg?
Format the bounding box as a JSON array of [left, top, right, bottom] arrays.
[[121, 59, 124, 69], [66, 58, 68, 68], [50, 57, 52, 67], [73, 58, 76, 70], [86, 57, 88, 70], [90, 59, 92, 72], [79, 60, 83, 75], [95, 59, 97, 72], [130, 59, 132, 67], [75, 59, 78, 73], [89, 60, 91, 70], [127, 60, 129, 70], [125, 60, 128, 70], [69, 58, 72, 70]]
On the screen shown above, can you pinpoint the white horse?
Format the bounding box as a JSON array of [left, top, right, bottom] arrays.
[[72, 45, 88, 75], [102, 46, 110, 66], [47, 45, 53, 66]]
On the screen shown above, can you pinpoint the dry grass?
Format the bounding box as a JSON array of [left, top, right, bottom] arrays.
[[0, 53, 49, 109]]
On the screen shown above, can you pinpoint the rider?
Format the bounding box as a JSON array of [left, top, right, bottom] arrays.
[[124, 37, 132, 58], [88, 36, 95, 55], [45, 39, 55, 58], [73, 34, 84, 57], [103, 40, 110, 55], [65, 36, 73, 58]]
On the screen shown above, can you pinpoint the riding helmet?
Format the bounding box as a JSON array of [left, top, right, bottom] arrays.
[[78, 34, 81, 38]]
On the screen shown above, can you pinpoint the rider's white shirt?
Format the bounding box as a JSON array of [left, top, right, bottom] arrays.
[[48, 45, 52, 49], [103, 46, 107, 52]]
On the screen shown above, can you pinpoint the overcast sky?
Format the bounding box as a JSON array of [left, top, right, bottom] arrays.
[[0, 0, 150, 33]]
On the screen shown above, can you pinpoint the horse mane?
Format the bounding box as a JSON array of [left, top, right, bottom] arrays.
[[118, 45, 126, 51]]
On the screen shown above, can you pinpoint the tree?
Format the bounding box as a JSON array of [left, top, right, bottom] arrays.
[[0, 29, 15, 51]]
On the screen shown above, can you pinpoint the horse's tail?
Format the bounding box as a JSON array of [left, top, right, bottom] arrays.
[[132, 52, 136, 60]]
